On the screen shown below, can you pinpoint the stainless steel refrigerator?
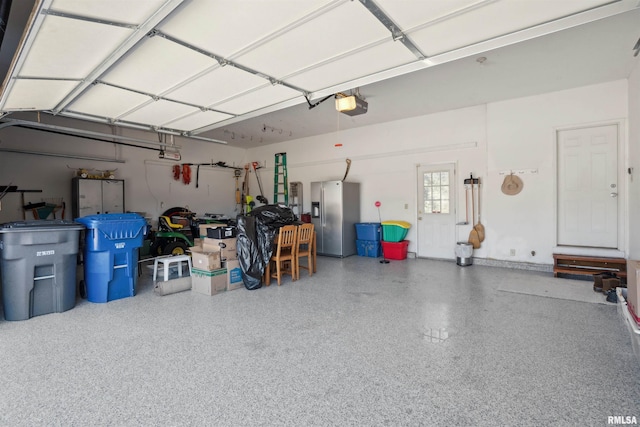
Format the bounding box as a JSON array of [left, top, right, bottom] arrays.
[[311, 181, 360, 257]]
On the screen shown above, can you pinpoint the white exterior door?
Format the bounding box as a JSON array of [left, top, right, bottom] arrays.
[[557, 125, 618, 248], [417, 163, 456, 259]]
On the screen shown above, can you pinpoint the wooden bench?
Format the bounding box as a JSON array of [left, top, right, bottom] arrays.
[[553, 254, 626, 280]]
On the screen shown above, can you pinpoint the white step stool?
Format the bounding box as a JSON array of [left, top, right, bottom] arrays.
[[153, 255, 192, 282]]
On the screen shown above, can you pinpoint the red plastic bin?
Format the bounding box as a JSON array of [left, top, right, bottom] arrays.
[[381, 240, 409, 260]]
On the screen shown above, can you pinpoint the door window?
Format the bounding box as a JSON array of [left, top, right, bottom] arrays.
[[423, 171, 450, 214]]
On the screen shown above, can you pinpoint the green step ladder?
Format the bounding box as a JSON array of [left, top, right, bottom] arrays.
[[273, 152, 288, 205]]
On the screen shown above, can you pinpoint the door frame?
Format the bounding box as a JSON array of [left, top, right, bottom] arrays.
[[415, 161, 459, 259], [553, 119, 626, 256]]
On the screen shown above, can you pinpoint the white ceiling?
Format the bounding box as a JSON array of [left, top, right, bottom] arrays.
[[0, 0, 638, 149]]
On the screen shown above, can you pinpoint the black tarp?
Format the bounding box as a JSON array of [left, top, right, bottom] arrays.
[[236, 204, 297, 290]]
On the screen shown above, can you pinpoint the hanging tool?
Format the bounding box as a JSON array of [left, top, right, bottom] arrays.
[[468, 174, 480, 249], [234, 169, 242, 205], [475, 177, 485, 242], [182, 164, 191, 185], [458, 175, 473, 225], [241, 164, 250, 215], [273, 152, 288, 205], [0, 181, 13, 210], [252, 161, 268, 204], [342, 158, 352, 181]]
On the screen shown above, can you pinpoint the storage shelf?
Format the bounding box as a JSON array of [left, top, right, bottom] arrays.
[[553, 254, 626, 280]]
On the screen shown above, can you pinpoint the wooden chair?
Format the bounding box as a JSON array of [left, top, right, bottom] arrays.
[[265, 224, 298, 286], [312, 230, 317, 273], [295, 223, 314, 279]]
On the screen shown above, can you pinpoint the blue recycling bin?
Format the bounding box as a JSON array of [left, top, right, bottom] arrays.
[[75, 213, 147, 303]]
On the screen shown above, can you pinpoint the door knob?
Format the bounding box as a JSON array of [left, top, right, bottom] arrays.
[[610, 192, 618, 198]]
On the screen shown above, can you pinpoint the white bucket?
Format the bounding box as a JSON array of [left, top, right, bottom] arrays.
[[455, 242, 473, 266]]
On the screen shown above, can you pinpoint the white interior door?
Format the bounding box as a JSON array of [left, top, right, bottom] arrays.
[[417, 163, 456, 259], [557, 124, 618, 248]]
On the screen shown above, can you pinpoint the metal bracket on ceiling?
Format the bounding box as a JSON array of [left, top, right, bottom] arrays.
[[358, 0, 426, 60]]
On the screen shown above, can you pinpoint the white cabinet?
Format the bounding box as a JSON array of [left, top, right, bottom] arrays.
[[72, 178, 125, 218]]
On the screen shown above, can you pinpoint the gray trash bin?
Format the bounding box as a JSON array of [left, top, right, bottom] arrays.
[[0, 220, 85, 321]]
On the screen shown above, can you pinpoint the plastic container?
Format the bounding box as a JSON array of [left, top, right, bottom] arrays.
[[75, 213, 147, 303], [381, 240, 409, 260], [381, 221, 411, 242], [455, 242, 473, 266], [356, 239, 382, 257], [616, 288, 640, 364], [355, 223, 381, 241], [0, 220, 84, 321]]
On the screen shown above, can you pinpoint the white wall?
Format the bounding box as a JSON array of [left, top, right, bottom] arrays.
[[0, 115, 247, 225], [628, 61, 640, 259], [248, 80, 629, 265], [486, 80, 628, 262], [0, 80, 630, 266]]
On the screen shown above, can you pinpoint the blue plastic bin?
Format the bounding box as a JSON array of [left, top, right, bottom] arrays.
[[356, 239, 382, 258], [75, 213, 147, 303], [355, 223, 381, 241]]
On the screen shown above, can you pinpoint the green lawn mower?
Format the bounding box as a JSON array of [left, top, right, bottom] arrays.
[[149, 207, 198, 256]]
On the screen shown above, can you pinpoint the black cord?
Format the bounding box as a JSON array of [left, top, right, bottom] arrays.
[[305, 94, 335, 110]]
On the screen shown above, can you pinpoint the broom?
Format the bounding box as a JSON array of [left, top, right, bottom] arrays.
[[468, 174, 481, 249]]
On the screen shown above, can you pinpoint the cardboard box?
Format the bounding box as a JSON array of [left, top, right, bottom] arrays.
[[225, 259, 243, 291], [203, 237, 238, 261], [190, 247, 221, 271], [193, 238, 203, 248], [627, 260, 640, 323], [191, 268, 227, 295]]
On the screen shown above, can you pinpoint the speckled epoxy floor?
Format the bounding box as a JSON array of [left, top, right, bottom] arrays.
[[0, 256, 638, 426]]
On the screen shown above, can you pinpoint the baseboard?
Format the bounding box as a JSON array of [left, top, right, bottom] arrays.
[[416, 256, 553, 273], [472, 257, 553, 273]]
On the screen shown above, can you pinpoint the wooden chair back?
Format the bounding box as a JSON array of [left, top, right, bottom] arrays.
[[276, 224, 297, 255], [267, 224, 298, 285], [296, 223, 315, 279]]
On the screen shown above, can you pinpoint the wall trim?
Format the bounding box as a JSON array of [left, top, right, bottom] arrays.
[[286, 141, 477, 169]]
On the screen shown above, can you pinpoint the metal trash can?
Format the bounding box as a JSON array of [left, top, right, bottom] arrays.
[[0, 220, 85, 321], [455, 242, 473, 266], [75, 213, 147, 303]]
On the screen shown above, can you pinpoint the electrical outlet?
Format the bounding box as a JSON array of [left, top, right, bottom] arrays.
[[404, 203, 408, 210], [510, 249, 516, 256]]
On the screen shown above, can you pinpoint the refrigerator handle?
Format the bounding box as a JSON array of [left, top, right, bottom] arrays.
[[321, 187, 325, 227]]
